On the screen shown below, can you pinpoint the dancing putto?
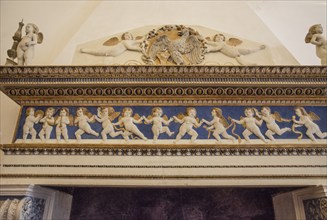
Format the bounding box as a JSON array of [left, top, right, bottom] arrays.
[[20, 106, 326, 144]]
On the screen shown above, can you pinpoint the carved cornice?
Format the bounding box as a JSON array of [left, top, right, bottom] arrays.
[[5, 85, 326, 106], [1, 66, 326, 105]]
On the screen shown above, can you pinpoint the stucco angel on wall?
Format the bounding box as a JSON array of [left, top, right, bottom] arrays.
[[254, 107, 291, 142], [143, 107, 174, 142], [55, 107, 73, 143], [305, 24, 327, 65], [22, 107, 42, 142], [74, 107, 99, 141], [80, 32, 144, 57], [202, 108, 237, 143], [112, 107, 147, 141], [205, 33, 265, 65], [94, 107, 124, 142], [230, 108, 268, 144], [292, 107, 327, 142], [6, 20, 43, 66], [38, 107, 55, 142], [173, 107, 203, 143]]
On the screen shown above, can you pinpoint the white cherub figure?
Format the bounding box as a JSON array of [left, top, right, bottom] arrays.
[[305, 24, 327, 65], [38, 107, 55, 142], [22, 107, 42, 142], [292, 107, 327, 142], [205, 33, 265, 65], [173, 107, 203, 143], [112, 107, 147, 141], [55, 107, 73, 143], [74, 107, 99, 141], [16, 23, 43, 65], [143, 107, 174, 142], [231, 108, 268, 144], [80, 32, 143, 57], [202, 108, 236, 143], [95, 107, 124, 142], [254, 107, 291, 142]]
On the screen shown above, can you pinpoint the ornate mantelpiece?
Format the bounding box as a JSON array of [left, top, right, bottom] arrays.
[[0, 65, 326, 186], [0, 185, 72, 220]]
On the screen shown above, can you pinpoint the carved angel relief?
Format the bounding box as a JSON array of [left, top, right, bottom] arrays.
[[112, 107, 147, 141], [230, 108, 268, 144], [55, 108, 74, 142], [74, 107, 99, 141], [173, 107, 203, 143], [22, 107, 42, 143], [205, 34, 266, 65], [18, 106, 326, 144], [75, 25, 272, 65], [202, 108, 238, 143], [38, 107, 55, 142], [94, 107, 124, 142], [254, 107, 291, 142], [143, 107, 174, 142], [292, 107, 327, 142], [80, 32, 144, 57]]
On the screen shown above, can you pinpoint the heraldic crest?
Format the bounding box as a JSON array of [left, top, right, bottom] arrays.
[[141, 25, 206, 65]]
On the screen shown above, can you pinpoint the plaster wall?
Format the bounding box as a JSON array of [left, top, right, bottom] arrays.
[[1, 1, 326, 144], [0, 1, 326, 186], [1, 1, 326, 66]]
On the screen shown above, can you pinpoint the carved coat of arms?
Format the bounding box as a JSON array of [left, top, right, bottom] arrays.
[[141, 25, 206, 65]]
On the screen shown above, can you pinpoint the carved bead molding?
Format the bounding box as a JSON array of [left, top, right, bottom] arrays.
[[0, 66, 326, 78], [0, 66, 326, 105], [1, 145, 326, 156], [5, 86, 326, 98]]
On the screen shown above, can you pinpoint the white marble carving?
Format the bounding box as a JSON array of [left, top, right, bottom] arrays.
[[16, 23, 43, 65], [14, 106, 327, 145], [55, 108, 72, 142], [80, 32, 144, 57], [254, 107, 291, 142], [95, 107, 124, 142], [73, 25, 274, 65], [22, 107, 42, 143], [143, 107, 174, 142], [292, 107, 327, 142], [231, 108, 268, 144], [38, 107, 55, 142], [112, 107, 147, 141], [205, 34, 266, 65], [173, 107, 203, 143], [74, 107, 99, 141], [202, 108, 236, 143], [305, 24, 327, 65], [142, 26, 205, 65]]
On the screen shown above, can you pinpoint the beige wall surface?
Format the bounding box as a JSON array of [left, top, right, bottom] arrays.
[[1, 1, 326, 143], [0, 91, 19, 144], [1, 1, 326, 66], [0, 1, 326, 186]]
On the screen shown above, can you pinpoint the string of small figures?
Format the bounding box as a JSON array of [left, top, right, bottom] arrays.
[[21, 106, 327, 144]]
